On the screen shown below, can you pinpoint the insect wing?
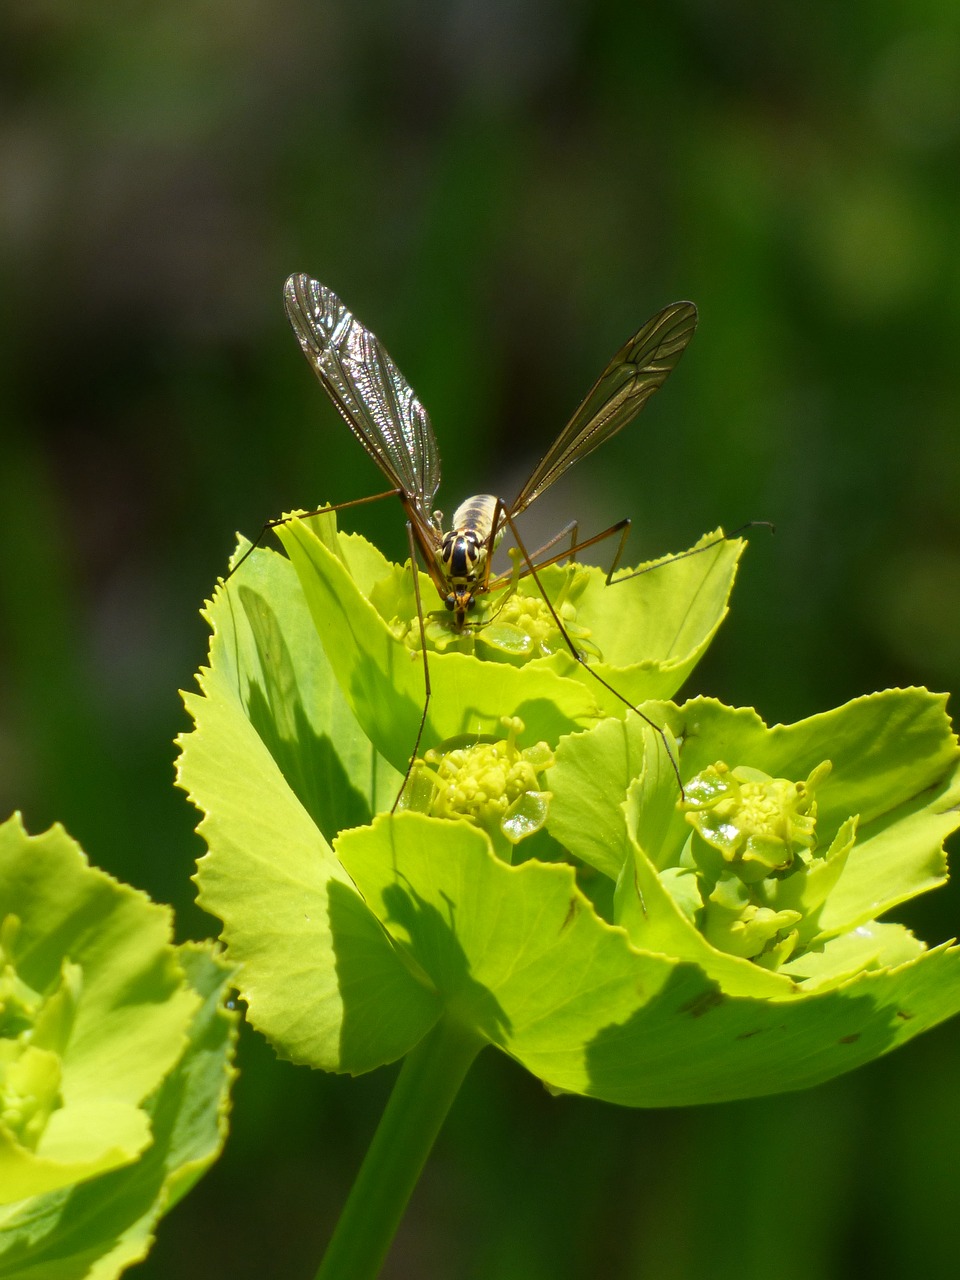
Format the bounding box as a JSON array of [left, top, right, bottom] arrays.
[[512, 300, 698, 515], [283, 274, 441, 514]]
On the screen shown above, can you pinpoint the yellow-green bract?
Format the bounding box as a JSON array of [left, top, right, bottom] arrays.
[[0, 816, 237, 1276], [177, 516, 960, 1105]]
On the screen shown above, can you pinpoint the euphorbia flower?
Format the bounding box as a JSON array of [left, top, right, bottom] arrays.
[[179, 519, 960, 1102], [177, 515, 960, 1276], [0, 816, 237, 1277]]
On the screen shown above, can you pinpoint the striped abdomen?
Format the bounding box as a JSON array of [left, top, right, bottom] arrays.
[[437, 493, 502, 621]]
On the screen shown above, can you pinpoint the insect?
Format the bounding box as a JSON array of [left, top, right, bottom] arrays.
[[235, 273, 699, 795], [278, 274, 697, 613]]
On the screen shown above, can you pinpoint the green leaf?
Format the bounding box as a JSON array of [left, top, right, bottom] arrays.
[[580, 940, 960, 1107], [201, 539, 400, 840], [778, 920, 925, 989], [551, 690, 959, 925], [547, 715, 654, 880], [0, 815, 199, 1203], [0, 942, 237, 1280], [335, 811, 960, 1107], [181, 524, 960, 1107], [177, 548, 442, 1073], [658, 690, 959, 932], [561, 529, 746, 709], [549, 690, 960, 993], [266, 516, 743, 772], [276, 517, 601, 771]]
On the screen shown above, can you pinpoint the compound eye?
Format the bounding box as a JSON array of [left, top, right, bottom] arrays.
[[444, 594, 456, 612], [466, 596, 477, 611]]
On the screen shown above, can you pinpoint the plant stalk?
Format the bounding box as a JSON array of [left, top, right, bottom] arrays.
[[314, 1016, 484, 1280]]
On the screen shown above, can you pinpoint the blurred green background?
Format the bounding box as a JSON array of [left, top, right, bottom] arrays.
[[3, 2, 959, 1276]]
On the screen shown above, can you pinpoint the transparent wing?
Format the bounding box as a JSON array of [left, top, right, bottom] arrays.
[[283, 273, 441, 514], [512, 301, 698, 515]]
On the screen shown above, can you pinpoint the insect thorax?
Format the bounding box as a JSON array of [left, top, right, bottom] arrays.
[[437, 494, 500, 613]]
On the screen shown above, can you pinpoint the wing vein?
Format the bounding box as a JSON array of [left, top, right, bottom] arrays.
[[512, 301, 698, 515], [283, 274, 441, 516]]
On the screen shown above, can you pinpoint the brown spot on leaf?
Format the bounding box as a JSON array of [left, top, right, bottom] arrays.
[[561, 898, 579, 931], [681, 990, 724, 1018]]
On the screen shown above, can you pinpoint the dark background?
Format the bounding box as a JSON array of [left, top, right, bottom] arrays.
[[3, 3, 959, 1277]]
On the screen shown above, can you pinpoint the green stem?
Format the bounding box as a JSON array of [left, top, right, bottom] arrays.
[[314, 1017, 485, 1280]]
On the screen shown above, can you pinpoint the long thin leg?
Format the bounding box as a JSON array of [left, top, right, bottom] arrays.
[[485, 517, 632, 593], [224, 487, 404, 581], [394, 521, 433, 812], [608, 520, 775, 584], [497, 509, 686, 798], [602, 520, 633, 582], [486, 518, 773, 594], [565, 520, 580, 563], [520, 519, 579, 567], [468, 514, 629, 631]]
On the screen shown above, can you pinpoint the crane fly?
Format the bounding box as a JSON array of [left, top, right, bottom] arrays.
[[234, 273, 699, 799], [279, 273, 697, 616]]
